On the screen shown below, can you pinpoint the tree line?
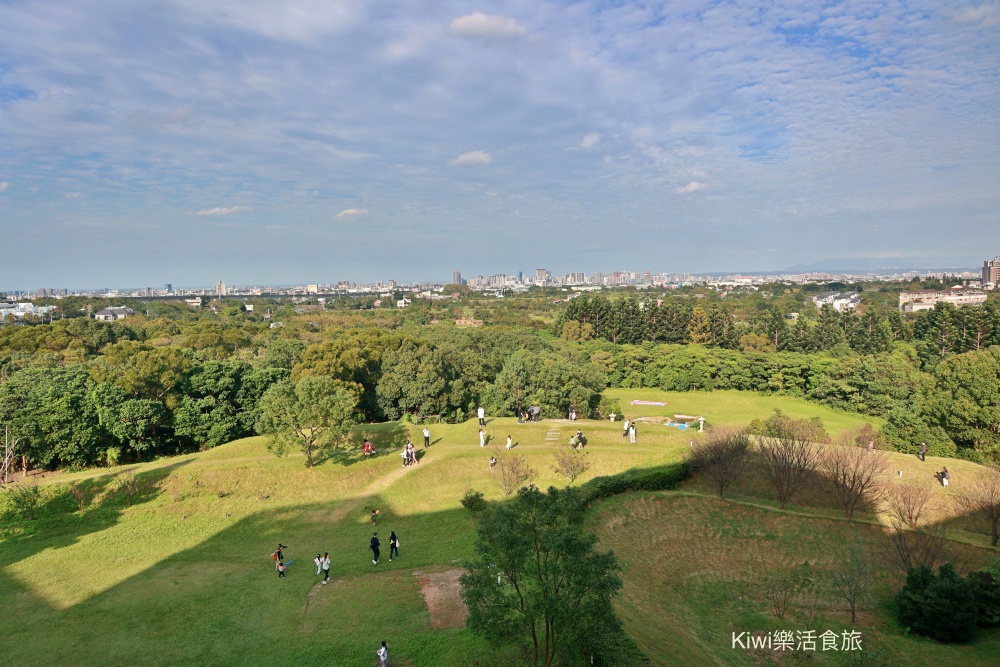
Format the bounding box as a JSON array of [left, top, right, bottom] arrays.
[[0, 292, 998, 471]]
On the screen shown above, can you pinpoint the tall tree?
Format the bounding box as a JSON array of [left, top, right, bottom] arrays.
[[688, 305, 711, 345], [256, 376, 358, 467], [460, 486, 623, 667]]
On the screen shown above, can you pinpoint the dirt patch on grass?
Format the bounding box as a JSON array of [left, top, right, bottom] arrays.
[[415, 568, 469, 629]]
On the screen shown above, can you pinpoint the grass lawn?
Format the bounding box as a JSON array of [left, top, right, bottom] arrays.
[[1, 389, 996, 666]]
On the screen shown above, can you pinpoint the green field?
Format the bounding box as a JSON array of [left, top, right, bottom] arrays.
[[1, 390, 997, 666]]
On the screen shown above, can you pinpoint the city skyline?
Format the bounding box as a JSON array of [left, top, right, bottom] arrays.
[[1, 1, 998, 287]]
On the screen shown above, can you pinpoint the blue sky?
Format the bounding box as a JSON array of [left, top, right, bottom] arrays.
[[1, 0, 998, 288]]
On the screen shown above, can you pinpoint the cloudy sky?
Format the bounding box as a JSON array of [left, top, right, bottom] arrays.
[[1, 0, 998, 288]]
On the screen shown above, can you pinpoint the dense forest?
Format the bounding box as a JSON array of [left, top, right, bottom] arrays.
[[0, 282, 998, 471]]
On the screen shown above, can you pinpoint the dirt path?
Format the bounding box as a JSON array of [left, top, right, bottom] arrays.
[[413, 568, 469, 629]]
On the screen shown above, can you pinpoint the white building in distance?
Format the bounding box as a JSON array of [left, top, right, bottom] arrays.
[[812, 291, 860, 312], [898, 289, 987, 313]]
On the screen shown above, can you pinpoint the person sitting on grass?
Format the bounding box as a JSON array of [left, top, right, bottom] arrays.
[[489, 456, 497, 470]]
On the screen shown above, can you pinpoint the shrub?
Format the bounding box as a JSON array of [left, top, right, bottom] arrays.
[[579, 461, 692, 505], [461, 489, 487, 514], [596, 395, 622, 420], [967, 568, 1000, 627], [3, 482, 42, 520], [896, 564, 978, 642]]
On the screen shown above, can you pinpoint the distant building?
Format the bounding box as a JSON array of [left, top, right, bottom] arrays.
[[452, 270, 462, 285], [396, 298, 411, 308], [214, 280, 227, 296], [812, 291, 860, 313], [164, 283, 173, 293], [94, 306, 134, 321], [307, 284, 319, 294], [984, 256, 1000, 288], [185, 298, 202, 308], [898, 290, 987, 313]]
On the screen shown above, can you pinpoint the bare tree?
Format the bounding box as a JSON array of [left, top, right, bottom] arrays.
[[883, 520, 950, 573], [1, 425, 19, 484], [824, 438, 888, 518], [117, 471, 143, 507], [495, 452, 536, 497], [69, 482, 92, 515], [758, 426, 820, 509], [959, 467, 1000, 546], [552, 449, 590, 484], [884, 480, 935, 530], [830, 547, 874, 624], [692, 426, 753, 498], [760, 573, 801, 619]]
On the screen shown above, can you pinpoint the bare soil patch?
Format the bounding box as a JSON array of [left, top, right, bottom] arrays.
[[414, 567, 469, 629]]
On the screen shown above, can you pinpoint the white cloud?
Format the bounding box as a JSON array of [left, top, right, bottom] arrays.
[[451, 151, 492, 167], [65, 192, 81, 199], [195, 206, 252, 216], [676, 181, 706, 194], [449, 13, 526, 44], [335, 208, 369, 218], [949, 4, 1000, 27], [580, 133, 601, 150], [0, 182, 8, 192]]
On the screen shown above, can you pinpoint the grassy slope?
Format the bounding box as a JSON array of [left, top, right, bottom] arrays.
[[1, 389, 995, 666]]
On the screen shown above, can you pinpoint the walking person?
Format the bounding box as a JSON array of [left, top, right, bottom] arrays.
[[479, 429, 486, 447], [389, 531, 399, 561], [477, 405, 486, 427], [506, 435, 512, 450], [517, 406, 523, 424], [314, 553, 323, 575], [920, 442, 927, 462], [629, 422, 637, 443], [376, 641, 388, 667], [322, 552, 331, 583], [273, 543, 288, 571], [277, 560, 286, 578], [423, 426, 431, 447], [622, 418, 630, 438], [371, 532, 381, 565]]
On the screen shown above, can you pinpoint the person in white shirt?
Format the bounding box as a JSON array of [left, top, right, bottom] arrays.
[[314, 553, 322, 575], [477, 406, 486, 426], [506, 435, 512, 450], [422, 426, 430, 447], [377, 641, 388, 666], [321, 553, 331, 583], [629, 422, 637, 443], [479, 429, 486, 447]]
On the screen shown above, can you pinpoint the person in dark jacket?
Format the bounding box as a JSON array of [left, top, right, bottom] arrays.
[[920, 442, 927, 462], [388, 531, 399, 561], [370, 532, 381, 564]]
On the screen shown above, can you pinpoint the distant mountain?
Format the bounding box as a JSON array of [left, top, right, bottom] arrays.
[[783, 258, 975, 273]]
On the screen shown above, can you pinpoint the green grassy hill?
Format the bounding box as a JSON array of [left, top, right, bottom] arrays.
[[1, 390, 996, 666]]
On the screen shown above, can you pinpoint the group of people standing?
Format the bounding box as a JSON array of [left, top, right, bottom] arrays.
[[400, 442, 420, 466], [621, 418, 637, 443], [517, 405, 541, 423]]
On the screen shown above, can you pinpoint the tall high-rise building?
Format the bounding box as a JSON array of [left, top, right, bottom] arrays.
[[534, 269, 549, 283], [983, 256, 1000, 287], [214, 280, 227, 296], [165, 283, 173, 293], [452, 270, 462, 285]]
